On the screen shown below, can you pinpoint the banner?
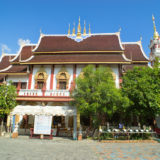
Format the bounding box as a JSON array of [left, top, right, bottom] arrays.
[[34, 115, 52, 135]]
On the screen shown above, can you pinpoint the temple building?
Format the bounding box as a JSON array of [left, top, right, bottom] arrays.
[[0, 18, 149, 139], [149, 15, 160, 128], [149, 15, 160, 65]]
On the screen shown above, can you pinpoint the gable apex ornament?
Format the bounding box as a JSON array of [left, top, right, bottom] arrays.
[[77, 17, 82, 38], [34, 66, 48, 82]]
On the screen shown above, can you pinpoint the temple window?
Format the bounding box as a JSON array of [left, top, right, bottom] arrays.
[[56, 68, 70, 90], [37, 81, 44, 89], [21, 82, 27, 89], [59, 81, 67, 90], [34, 70, 48, 90], [36, 73, 45, 89], [59, 73, 67, 90]]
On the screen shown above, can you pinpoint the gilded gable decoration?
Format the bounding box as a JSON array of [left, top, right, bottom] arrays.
[[34, 66, 48, 82], [34, 66, 48, 89], [56, 67, 70, 89]]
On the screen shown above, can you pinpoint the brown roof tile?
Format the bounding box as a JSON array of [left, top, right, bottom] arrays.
[[122, 43, 148, 62], [0, 55, 15, 70], [34, 34, 123, 53], [0, 65, 27, 73], [0, 75, 6, 81], [12, 45, 35, 63], [22, 53, 130, 64]]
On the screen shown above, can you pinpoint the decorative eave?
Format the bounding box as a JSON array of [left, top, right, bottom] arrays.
[[0, 54, 16, 62], [10, 44, 36, 63], [0, 73, 28, 75], [20, 61, 131, 65], [0, 65, 28, 75], [0, 55, 16, 71], [132, 61, 149, 63], [122, 41, 149, 63], [33, 50, 124, 54], [0, 65, 12, 72], [16, 96, 73, 102]]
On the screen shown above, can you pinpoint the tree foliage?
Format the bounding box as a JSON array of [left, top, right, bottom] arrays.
[[121, 63, 160, 124], [0, 81, 17, 117], [71, 65, 129, 126]]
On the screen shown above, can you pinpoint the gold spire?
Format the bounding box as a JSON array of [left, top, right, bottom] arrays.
[[89, 24, 91, 35], [83, 20, 86, 36], [77, 17, 81, 38], [72, 22, 76, 36], [138, 36, 142, 45], [68, 23, 70, 36], [152, 15, 159, 39]]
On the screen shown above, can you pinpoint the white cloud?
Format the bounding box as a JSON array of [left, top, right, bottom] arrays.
[[18, 38, 31, 46], [1, 44, 11, 53]]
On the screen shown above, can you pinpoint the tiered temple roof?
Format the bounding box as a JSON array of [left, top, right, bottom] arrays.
[[122, 42, 148, 62], [11, 45, 35, 63], [0, 55, 15, 70], [0, 32, 149, 75], [33, 34, 123, 53]]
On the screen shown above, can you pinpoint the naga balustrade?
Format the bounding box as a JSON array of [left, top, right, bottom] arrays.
[[18, 89, 70, 97]]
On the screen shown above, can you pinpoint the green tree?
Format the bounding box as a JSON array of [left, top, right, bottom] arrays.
[[72, 65, 129, 127], [121, 63, 160, 126], [0, 81, 17, 131]]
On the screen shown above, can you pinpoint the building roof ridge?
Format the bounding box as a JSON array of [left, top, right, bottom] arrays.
[[122, 42, 140, 44], [36, 32, 119, 37], [0, 54, 16, 62], [10, 44, 36, 62]]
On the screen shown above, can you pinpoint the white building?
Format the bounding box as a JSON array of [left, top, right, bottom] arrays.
[[0, 20, 149, 139]]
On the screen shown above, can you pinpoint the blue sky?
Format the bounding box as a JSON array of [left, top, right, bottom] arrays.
[[0, 0, 160, 57]]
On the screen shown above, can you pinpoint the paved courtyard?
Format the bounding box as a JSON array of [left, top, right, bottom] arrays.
[[0, 136, 160, 160]]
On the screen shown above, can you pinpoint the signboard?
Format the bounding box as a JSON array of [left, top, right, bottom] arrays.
[[34, 115, 52, 135]]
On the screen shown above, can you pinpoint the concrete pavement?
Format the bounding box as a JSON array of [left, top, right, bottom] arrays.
[[0, 136, 160, 160]]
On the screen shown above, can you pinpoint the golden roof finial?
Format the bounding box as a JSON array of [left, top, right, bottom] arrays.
[[89, 24, 91, 35], [77, 16, 81, 38], [72, 22, 76, 36], [138, 36, 142, 45], [83, 20, 86, 36], [152, 14, 159, 39], [68, 23, 70, 36]]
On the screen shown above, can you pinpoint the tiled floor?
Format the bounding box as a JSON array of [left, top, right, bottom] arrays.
[[93, 142, 160, 160], [0, 137, 160, 160]]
